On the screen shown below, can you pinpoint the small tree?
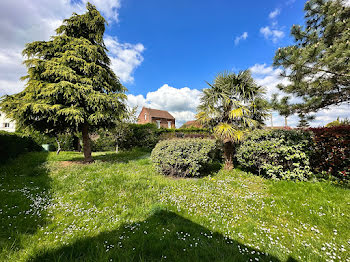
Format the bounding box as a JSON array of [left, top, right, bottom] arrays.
[[270, 95, 295, 127], [273, 0, 350, 112], [297, 112, 315, 128], [197, 70, 267, 169], [0, 3, 126, 162]]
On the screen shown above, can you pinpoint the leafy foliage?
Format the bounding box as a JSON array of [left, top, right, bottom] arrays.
[[151, 139, 219, 177], [273, 0, 350, 112], [196, 70, 268, 169], [325, 117, 350, 127], [270, 95, 295, 127], [236, 129, 313, 180], [90, 124, 213, 152], [0, 131, 42, 163], [309, 126, 350, 181], [0, 3, 126, 162]]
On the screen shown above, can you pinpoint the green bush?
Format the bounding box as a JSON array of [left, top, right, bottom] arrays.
[[151, 138, 219, 177], [0, 131, 42, 163], [89, 124, 213, 152], [236, 129, 313, 180]]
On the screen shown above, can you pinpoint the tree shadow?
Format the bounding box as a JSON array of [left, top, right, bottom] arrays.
[[30, 209, 292, 262], [59, 148, 150, 164], [0, 152, 50, 253]]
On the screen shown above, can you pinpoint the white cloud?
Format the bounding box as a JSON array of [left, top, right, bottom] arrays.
[[250, 63, 350, 127], [105, 36, 145, 83], [269, 8, 280, 19], [342, 0, 350, 7], [234, 32, 248, 45], [260, 26, 285, 43], [250, 63, 290, 99], [84, 0, 121, 23], [0, 0, 143, 96], [127, 84, 202, 127]]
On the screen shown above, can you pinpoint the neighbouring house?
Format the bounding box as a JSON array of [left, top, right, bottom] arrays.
[[181, 120, 203, 128], [0, 111, 16, 132], [137, 107, 175, 128]]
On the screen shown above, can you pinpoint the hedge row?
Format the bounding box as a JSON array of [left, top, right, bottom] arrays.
[[0, 131, 42, 164], [236, 129, 313, 180], [309, 126, 350, 180], [91, 124, 212, 152], [236, 127, 350, 181]]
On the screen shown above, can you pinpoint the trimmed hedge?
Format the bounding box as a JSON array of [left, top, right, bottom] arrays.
[[90, 124, 212, 152], [151, 138, 219, 177], [309, 126, 350, 180], [0, 131, 42, 163], [236, 129, 313, 180]]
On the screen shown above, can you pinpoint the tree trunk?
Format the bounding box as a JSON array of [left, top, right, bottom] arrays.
[[223, 141, 234, 170], [115, 143, 119, 153], [285, 116, 288, 127], [270, 113, 273, 127], [82, 124, 93, 163], [55, 137, 61, 155]]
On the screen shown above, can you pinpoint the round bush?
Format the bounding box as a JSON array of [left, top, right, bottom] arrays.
[[236, 129, 313, 180], [151, 138, 219, 177]]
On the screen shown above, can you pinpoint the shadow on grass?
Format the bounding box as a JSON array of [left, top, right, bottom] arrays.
[[58, 148, 151, 164], [30, 209, 297, 262], [0, 152, 50, 253], [198, 161, 223, 178]]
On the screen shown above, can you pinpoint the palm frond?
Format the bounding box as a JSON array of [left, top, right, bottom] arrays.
[[214, 123, 246, 142]]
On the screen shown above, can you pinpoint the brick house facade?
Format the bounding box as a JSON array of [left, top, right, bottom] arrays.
[[137, 107, 175, 128]]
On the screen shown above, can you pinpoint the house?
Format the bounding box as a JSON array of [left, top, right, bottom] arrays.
[[181, 120, 203, 128], [137, 107, 175, 128], [0, 111, 16, 132]]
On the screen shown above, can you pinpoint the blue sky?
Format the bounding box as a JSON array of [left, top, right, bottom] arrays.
[[0, 0, 348, 127], [113, 0, 304, 96]]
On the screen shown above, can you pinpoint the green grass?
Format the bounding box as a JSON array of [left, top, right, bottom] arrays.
[[0, 149, 349, 261]]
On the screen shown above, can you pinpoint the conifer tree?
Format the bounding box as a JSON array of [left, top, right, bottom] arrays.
[[273, 0, 350, 112], [270, 95, 295, 127], [0, 3, 126, 162], [297, 112, 315, 128]]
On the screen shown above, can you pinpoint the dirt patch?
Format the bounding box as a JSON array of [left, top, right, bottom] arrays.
[[59, 161, 87, 167]]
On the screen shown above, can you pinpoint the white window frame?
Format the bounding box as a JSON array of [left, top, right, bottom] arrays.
[[4, 123, 10, 128], [168, 121, 172, 128], [156, 120, 161, 129], [144, 113, 147, 120]]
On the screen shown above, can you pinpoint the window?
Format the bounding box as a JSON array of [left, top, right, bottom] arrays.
[[4, 123, 10, 128], [156, 120, 161, 129], [168, 121, 172, 128], [144, 113, 147, 120]]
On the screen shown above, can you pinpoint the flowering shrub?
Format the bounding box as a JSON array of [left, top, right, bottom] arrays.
[[309, 126, 350, 181], [236, 129, 313, 180], [151, 138, 219, 177]]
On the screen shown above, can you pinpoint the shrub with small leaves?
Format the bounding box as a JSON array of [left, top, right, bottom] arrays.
[[309, 126, 350, 181], [151, 138, 219, 177], [0, 131, 42, 163], [236, 129, 313, 180]]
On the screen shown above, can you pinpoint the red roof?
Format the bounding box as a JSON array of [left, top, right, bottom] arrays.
[[181, 120, 203, 128], [144, 107, 175, 120]]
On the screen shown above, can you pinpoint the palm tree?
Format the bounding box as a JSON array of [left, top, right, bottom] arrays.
[[196, 70, 267, 170]]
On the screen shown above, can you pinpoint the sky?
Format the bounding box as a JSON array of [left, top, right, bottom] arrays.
[[0, 0, 349, 127]]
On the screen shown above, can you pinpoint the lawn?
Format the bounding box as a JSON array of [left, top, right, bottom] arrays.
[[0, 149, 349, 262]]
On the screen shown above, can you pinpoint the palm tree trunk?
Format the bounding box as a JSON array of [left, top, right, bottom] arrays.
[[223, 141, 234, 170], [82, 123, 93, 163]]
